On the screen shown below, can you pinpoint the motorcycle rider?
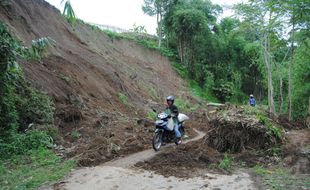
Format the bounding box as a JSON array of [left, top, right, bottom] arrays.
[[248, 94, 256, 107], [165, 95, 182, 144]]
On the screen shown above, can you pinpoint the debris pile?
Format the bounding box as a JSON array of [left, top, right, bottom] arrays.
[[206, 107, 282, 153]]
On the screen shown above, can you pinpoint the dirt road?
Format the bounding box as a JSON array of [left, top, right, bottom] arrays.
[[40, 129, 258, 190]]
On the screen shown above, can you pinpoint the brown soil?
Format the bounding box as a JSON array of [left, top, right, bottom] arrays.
[[135, 138, 223, 178], [0, 0, 196, 166]]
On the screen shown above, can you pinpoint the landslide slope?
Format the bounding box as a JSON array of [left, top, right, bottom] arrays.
[[0, 0, 190, 165]]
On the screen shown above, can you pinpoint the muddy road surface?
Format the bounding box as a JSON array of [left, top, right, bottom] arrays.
[[40, 129, 259, 190]]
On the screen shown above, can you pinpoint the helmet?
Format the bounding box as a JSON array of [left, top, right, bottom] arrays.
[[250, 94, 254, 98], [166, 95, 175, 102]]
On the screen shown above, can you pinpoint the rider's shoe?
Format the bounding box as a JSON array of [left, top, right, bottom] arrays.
[[176, 138, 182, 145]]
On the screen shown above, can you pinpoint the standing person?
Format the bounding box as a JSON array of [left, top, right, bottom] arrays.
[[248, 94, 256, 107], [165, 95, 182, 144]]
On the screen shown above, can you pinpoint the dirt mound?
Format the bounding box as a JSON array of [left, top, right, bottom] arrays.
[[0, 0, 194, 166], [206, 107, 282, 153], [135, 138, 222, 178], [282, 129, 310, 174]]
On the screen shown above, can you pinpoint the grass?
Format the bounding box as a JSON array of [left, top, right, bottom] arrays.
[[118, 93, 129, 105], [71, 130, 81, 139], [252, 165, 310, 190], [218, 154, 233, 171], [0, 148, 75, 190], [209, 153, 233, 171], [147, 110, 157, 120]]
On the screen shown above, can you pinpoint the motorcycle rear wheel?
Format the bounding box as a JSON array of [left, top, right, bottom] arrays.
[[152, 131, 163, 151]]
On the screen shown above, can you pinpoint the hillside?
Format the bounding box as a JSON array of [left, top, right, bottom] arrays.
[[0, 0, 194, 165]]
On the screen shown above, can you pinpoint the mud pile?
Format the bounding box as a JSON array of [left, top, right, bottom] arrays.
[[206, 107, 282, 153], [135, 139, 222, 178]]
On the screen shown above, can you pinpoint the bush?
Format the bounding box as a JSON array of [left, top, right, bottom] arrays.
[[212, 81, 234, 103], [0, 22, 56, 160], [0, 130, 53, 159], [219, 154, 233, 170], [257, 113, 283, 140], [15, 81, 55, 128]]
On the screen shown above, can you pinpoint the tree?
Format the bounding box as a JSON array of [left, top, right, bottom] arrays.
[[234, 0, 282, 116], [142, 0, 171, 48], [276, 0, 310, 121]]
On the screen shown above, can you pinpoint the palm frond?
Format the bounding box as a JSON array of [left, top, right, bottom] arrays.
[[62, 0, 76, 24]]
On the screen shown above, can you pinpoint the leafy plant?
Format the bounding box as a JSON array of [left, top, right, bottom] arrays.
[[218, 153, 233, 171], [71, 130, 81, 139], [147, 110, 157, 120], [61, 0, 76, 24], [28, 37, 56, 61], [118, 93, 129, 105], [130, 24, 147, 34], [0, 148, 75, 190], [212, 81, 234, 103], [257, 113, 283, 140], [175, 98, 191, 112], [0, 130, 54, 159]]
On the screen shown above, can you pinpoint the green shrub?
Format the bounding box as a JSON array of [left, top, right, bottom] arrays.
[[218, 153, 233, 171], [212, 81, 234, 103], [0, 130, 53, 159], [0, 23, 56, 160], [0, 148, 75, 190], [28, 37, 56, 61], [257, 113, 283, 140], [71, 130, 81, 139], [15, 81, 55, 128], [118, 93, 128, 105], [175, 98, 191, 112], [147, 110, 157, 120]]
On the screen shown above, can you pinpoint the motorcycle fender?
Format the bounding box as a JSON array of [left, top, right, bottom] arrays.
[[155, 128, 163, 133]]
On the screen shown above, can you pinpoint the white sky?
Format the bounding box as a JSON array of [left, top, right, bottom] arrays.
[[45, 0, 244, 34]]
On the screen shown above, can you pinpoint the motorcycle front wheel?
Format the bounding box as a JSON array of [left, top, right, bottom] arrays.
[[152, 130, 163, 151]]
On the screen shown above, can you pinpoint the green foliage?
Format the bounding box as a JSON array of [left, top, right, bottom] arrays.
[[252, 166, 310, 190], [28, 37, 56, 61], [212, 81, 234, 103], [0, 148, 75, 190], [147, 110, 157, 120], [0, 0, 11, 7], [15, 81, 55, 128], [71, 130, 81, 139], [257, 113, 283, 140], [104, 30, 126, 40], [118, 93, 129, 105], [218, 153, 233, 171], [130, 24, 147, 34], [292, 39, 310, 119], [0, 130, 53, 159], [61, 0, 76, 24]]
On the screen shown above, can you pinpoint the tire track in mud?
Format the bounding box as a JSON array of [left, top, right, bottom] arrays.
[[40, 129, 258, 190], [104, 128, 206, 168]]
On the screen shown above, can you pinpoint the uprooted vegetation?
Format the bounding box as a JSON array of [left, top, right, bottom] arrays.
[[206, 106, 283, 153]]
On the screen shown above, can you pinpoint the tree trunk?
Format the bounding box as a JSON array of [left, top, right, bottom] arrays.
[[263, 35, 276, 116], [288, 59, 292, 120], [307, 98, 310, 127], [288, 20, 295, 121], [279, 76, 283, 114], [157, 11, 162, 48]]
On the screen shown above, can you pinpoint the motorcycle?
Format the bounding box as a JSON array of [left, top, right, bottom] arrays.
[[152, 112, 189, 151]]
